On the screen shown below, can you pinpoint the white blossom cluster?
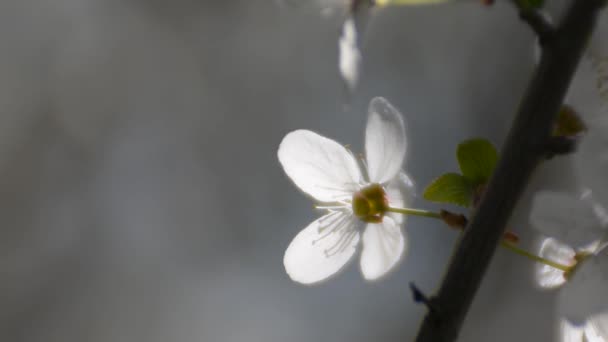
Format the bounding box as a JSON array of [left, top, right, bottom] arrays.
[[530, 16, 608, 342]]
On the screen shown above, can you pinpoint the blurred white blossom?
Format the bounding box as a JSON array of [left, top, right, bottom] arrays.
[[278, 97, 414, 284], [564, 16, 608, 208], [530, 191, 608, 340], [339, 18, 362, 91]]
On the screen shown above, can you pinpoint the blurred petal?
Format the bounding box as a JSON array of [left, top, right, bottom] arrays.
[[365, 97, 407, 184], [360, 216, 406, 280], [567, 55, 607, 124], [575, 119, 608, 209], [284, 212, 360, 284], [339, 18, 361, 91], [560, 319, 585, 342], [559, 251, 608, 323], [530, 191, 604, 249], [588, 313, 608, 340], [535, 238, 575, 289], [385, 172, 415, 225], [278, 130, 362, 202]]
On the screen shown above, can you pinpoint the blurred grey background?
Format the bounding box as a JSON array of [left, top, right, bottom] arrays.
[[0, 0, 591, 341]]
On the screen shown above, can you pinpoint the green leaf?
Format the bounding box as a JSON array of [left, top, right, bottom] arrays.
[[423, 173, 473, 207], [516, 0, 544, 10], [553, 104, 587, 137], [457, 138, 498, 186]]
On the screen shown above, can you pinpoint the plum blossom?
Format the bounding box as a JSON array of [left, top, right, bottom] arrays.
[[531, 27, 608, 337], [339, 17, 363, 91], [564, 16, 608, 206], [530, 191, 608, 340], [337, 0, 457, 90], [278, 97, 413, 284]]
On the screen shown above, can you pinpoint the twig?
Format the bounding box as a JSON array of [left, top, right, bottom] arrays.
[[409, 283, 439, 315], [545, 136, 578, 158], [519, 10, 554, 44], [414, 1, 606, 341]]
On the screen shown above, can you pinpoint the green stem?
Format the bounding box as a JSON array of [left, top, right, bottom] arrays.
[[500, 241, 571, 272], [387, 207, 571, 271], [376, 0, 450, 6], [386, 206, 442, 219]]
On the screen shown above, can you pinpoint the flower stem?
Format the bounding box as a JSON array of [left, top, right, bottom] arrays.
[[500, 241, 571, 272], [387, 207, 570, 271], [386, 206, 442, 219], [375, 0, 449, 6]]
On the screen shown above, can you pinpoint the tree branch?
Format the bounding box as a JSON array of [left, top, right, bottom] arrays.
[[519, 10, 554, 44], [414, 1, 606, 341]]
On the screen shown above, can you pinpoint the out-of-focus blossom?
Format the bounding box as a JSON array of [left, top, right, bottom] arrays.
[[278, 97, 413, 284], [563, 15, 608, 208], [339, 18, 362, 91], [530, 191, 608, 340]]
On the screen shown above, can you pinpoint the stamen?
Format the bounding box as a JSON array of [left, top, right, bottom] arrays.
[[318, 212, 345, 232], [312, 214, 351, 245], [315, 204, 349, 210], [324, 223, 358, 257], [314, 184, 353, 193]]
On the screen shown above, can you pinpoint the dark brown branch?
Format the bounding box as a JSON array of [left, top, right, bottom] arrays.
[[519, 10, 555, 44], [414, 1, 606, 341], [545, 136, 578, 158]]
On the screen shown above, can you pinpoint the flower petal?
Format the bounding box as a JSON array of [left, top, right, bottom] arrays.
[[567, 55, 607, 124], [385, 172, 415, 225], [283, 212, 360, 284], [278, 130, 362, 202], [359, 216, 406, 280], [588, 313, 608, 340], [559, 319, 585, 342], [560, 319, 585, 342], [575, 119, 608, 209], [339, 18, 361, 91], [559, 251, 608, 323], [365, 97, 407, 184], [530, 191, 604, 249], [535, 238, 575, 289]]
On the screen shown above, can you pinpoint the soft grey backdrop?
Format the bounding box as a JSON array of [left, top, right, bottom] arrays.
[[0, 0, 585, 341]]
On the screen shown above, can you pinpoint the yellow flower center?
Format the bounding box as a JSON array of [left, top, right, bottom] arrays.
[[352, 183, 389, 223]]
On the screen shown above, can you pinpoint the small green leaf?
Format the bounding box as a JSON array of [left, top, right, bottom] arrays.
[[516, 0, 544, 10], [553, 104, 587, 137], [423, 173, 473, 207], [457, 138, 498, 186]]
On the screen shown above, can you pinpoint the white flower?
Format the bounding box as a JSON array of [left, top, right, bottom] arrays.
[[534, 239, 608, 341], [565, 16, 608, 207], [530, 191, 608, 339], [278, 97, 413, 284], [339, 17, 363, 91], [532, 15, 608, 341], [560, 316, 608, 342]]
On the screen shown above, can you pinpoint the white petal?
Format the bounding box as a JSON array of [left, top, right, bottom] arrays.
[[385, 172, 415, 225], [339, 18, 361, 91], [530, 191, 604, 249], [576, 119, 608, 209], [559, 251, 608, 323], [278, 130, 362, 202], [567, 55, 607, 124], [535, 238, 575, 289], [588, 313, 608, 340], [359, 216, 406, 280], [559, 319, 585, 342], [365, 97, 407, 184], [283, 212, 360, 284]]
